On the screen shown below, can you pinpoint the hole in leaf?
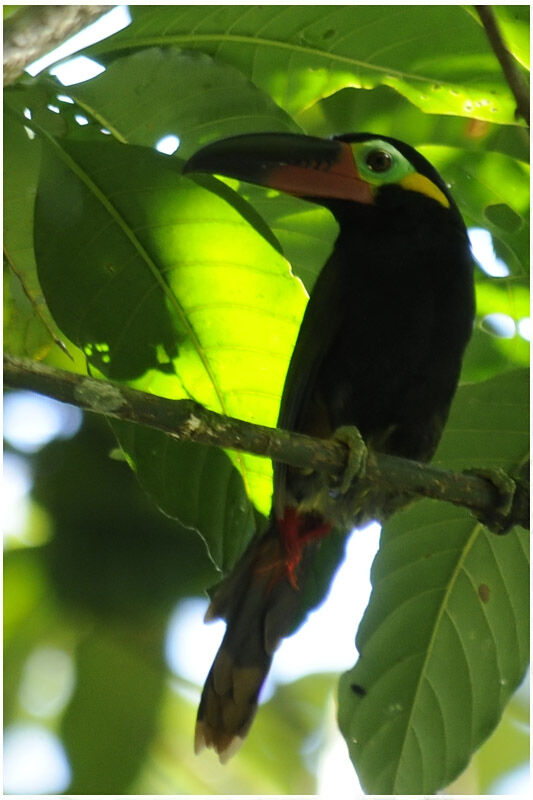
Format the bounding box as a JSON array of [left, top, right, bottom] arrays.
[[468, 228, 510, 277], [517, 317, 530, 341], [481, 313, 516, 338], [155, 135, 180, 155], [484, 203, 522, 233]]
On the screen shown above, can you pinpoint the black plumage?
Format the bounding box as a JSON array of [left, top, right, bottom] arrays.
[[183, 132, 475, 760]]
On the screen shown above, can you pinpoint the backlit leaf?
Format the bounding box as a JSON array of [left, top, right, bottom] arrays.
[[33, 137, 307, 552], [87, 5, 524, 124]]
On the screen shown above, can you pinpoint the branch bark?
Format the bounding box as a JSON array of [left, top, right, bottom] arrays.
[[4, 354, 529, 532], [476, 5, 530, 127], [3, 4, 110, 86]]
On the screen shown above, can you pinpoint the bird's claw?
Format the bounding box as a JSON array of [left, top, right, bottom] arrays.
[[331, 425, 368, 495], [464, 467, 517, 534]]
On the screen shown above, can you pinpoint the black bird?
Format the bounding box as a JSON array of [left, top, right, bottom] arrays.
[[183, 132, 474, 761]]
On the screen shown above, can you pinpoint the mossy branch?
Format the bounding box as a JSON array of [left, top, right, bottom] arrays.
[[4, 354, 529, 532], [3, 4, 109, 86]]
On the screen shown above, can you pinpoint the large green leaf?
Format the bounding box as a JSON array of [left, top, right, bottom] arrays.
[[432, 368, 529, 472], [236, 185, 337, 293], [3, 95, 63, 359], [86, 5, 524, 124], [113, 422, 255, 572], [33, 136, 308, 548], [299, 83, 529, 163], [338, 369, 529, 793], [62, 46, 298, 158], [31, 48, 339, 295]]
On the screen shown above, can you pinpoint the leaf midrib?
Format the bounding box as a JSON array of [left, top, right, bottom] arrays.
[[89, 34, 501, 96], [390, 519, 484, 792], [35, 127, 255, 485]]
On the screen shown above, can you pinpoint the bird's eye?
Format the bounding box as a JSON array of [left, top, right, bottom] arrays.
[[365, 149, 393, 173]]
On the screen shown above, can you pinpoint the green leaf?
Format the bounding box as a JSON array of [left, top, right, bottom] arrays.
[[87, 5, 523, 124], [460, 274, 529, 383], [475, 277, 529, 322], [230, 184, 337, 294], [113, 422, 255, 572], [3, 96, 55, 358], [338, 370, 529, 793], [433, 367, 529, 471], [419, 146, 530, 277], [3, 98, 42, 277], [461, 324, 530, 385], [62, 46, 298, 158], [31, 47, 339, 294], [299, 83, 530, 163], [33, 137, 308, 545], [472, 691, 530, 793], [483, 6, 530, 70], [460, 276, 530, 382]]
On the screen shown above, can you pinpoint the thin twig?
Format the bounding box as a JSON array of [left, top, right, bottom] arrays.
[[476, 5, 530, 126], [4, 354, 529, 532]]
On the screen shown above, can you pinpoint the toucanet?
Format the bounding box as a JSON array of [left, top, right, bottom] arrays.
[[183, 132, 475, 761]]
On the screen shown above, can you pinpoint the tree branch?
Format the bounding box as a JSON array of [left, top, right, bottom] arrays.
[[4, 354, 529, 532], [3, 4, 110, 86], [476, 5, 530, 127]]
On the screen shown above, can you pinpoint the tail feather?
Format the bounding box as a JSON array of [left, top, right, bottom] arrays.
[[195, 650, 267, 761], [195, 525, 298, 760], [195, 514, 330, 760]]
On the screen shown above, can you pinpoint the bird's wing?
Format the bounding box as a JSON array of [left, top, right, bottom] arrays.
[[274, 249, 345, 508]]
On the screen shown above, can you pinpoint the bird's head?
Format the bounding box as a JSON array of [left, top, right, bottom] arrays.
[[183, 132, 464, 231]]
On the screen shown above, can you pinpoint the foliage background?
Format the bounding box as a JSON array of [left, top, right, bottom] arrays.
[[3, 4, 529, 795]]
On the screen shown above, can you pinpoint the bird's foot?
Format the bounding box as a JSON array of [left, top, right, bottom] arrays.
[[464, 467, 517, 534], [331, 425, 368, 496]]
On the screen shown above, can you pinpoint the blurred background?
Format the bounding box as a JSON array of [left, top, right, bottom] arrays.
[[3, 6, 530, 795]]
